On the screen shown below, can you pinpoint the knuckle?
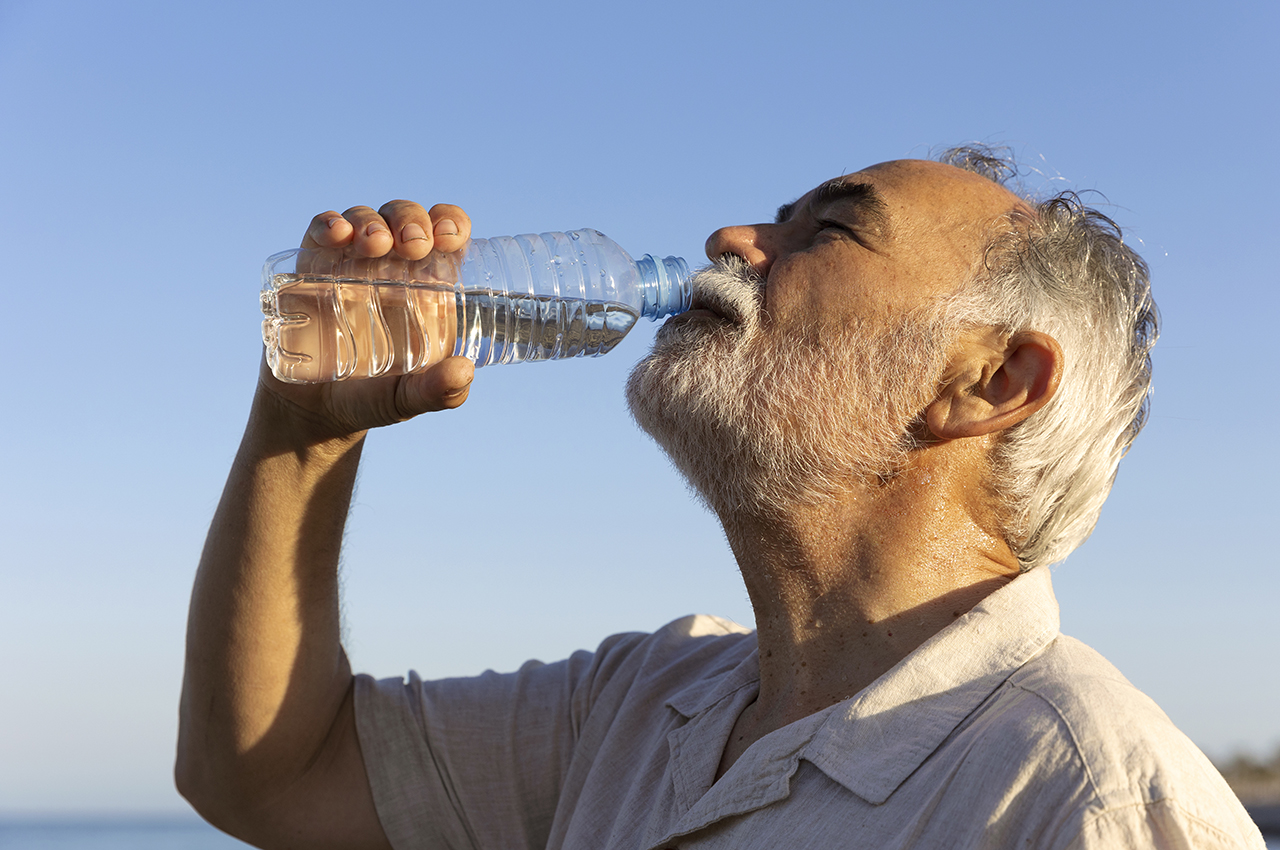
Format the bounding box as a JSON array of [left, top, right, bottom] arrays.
[[379, 199, 419, 216]]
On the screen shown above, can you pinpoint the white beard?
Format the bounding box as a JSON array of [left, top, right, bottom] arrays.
[[626, 257, 954, 518]]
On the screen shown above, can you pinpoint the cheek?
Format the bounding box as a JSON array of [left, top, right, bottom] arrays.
[[765, 255, 848, 320], [769, 271, 875, 334]]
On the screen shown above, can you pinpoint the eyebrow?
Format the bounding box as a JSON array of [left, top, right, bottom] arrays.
[[775, 180, 891, 237]]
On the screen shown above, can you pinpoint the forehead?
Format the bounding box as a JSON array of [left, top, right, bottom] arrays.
[[784, 160, 1032, 306], [792, 159, 1028, 236]]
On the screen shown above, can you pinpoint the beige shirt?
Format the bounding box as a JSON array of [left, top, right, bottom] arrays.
[[356, 568, 1264, 849]]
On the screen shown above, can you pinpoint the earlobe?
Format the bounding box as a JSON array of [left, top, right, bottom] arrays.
[[926, 331, 1062, 440]]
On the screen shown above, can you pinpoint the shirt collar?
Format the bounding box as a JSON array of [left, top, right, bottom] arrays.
[[661, 568, 1060, 807], [666, 641, 760, 719], [804, 567, 1061, 803]]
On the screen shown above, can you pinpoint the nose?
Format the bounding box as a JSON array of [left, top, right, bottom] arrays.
[[704, 224, 776, 278]]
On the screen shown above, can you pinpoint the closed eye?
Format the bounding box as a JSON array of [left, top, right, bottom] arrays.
[[817, 219, 859, 239], [815, 219, 880, 253]]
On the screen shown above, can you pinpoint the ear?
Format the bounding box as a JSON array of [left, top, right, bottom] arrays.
[[926, 330, 1062, 440]]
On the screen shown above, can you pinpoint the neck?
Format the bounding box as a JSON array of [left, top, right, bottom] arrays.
[[717, 444, 1019, 742]]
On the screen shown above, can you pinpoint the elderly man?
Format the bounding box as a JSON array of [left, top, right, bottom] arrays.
[[177, 149, 1264, 849]]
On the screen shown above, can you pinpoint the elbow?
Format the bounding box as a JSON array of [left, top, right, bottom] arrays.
[[174, 732, 220, 823], [173, 743, 202, 808], [174, 721, 243, 831], [174, 744, 260, 843]]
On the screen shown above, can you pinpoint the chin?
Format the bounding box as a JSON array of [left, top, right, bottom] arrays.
[[625, 323, 762, 514], [625, 323, 855, 517]]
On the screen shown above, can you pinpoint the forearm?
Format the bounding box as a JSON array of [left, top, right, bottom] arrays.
[[177, 380, 367, 818]]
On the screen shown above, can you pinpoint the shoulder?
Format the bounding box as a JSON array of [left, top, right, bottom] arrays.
[[988, 635, 1262, 846], [356, 614, 754, 730], [584, 614, 756, 697], [632, 613, 754, 659], [597, 613, 752, 653], [1006, 635, 1207, 793]]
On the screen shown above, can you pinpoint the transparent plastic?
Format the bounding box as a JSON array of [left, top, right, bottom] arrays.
[[261, 229, 691, 384]]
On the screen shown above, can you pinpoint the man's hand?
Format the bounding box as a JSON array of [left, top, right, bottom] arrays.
[[263, 200, 477, 439]]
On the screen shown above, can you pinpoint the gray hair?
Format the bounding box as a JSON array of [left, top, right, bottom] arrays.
[[937, 145, 1159, 571]]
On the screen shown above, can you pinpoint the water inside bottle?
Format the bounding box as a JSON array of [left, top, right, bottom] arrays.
[[265, 274, 456, 383], [263, 274, 641, 383], [460, 291, 639, 367]]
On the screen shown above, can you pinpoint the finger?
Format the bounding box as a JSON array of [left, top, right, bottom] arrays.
[[340, 205, 396, 258], [396, 356, 475, 415], [427, 204, 472, 254], [302, 211, 356, 250], [378, 200, 436, 261]]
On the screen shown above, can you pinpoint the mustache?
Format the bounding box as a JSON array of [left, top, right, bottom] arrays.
[[687, 255, 766, 326]]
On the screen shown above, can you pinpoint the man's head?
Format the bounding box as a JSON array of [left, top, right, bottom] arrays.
[[627, 147, 1156, 571]]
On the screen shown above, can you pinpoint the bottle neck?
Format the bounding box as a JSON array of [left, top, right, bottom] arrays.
[[636, 254, 691, 320]]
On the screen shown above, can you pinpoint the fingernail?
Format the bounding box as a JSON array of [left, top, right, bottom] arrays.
[[365, 222, 389, 236], [326, 216, 345, 229], [401, 223, 428, 242], [434, 219, 458, 237], [443, 382, 471, 402]]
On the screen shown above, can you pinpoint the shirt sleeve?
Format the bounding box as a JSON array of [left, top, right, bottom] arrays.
[[354, 631, 651, 850]]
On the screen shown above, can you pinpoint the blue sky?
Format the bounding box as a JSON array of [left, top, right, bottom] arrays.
[[1, 0, 1276, 815]]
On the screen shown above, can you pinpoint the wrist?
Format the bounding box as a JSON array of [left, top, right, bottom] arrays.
[[250, 377, 368, 462]]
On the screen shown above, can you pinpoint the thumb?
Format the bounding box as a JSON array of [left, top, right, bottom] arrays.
[[397, 357, 475, 416]]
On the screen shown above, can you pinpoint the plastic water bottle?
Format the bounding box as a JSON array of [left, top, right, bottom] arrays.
[[260, 229, 691, 384]]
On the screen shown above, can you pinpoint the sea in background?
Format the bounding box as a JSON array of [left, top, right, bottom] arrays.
[[0, 815, 1276, 849], [0, 816, 252, 849]]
